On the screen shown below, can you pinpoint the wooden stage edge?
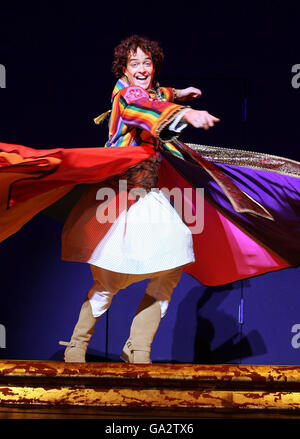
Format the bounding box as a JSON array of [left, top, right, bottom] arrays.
[[1, 360, 300, 419]]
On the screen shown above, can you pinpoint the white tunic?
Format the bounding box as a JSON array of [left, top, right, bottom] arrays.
[[87, 189, 195, 274]]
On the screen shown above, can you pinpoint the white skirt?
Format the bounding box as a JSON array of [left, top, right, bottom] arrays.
[[87, 189, 195, 274]]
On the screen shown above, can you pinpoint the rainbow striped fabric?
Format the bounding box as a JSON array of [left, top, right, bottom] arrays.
[[104, 76, 186, 152]]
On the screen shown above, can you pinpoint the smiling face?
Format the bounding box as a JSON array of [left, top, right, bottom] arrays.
[[123, 47, 155, 89]]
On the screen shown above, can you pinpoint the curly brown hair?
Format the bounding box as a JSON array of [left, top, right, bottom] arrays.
[[112, 35, 164, 85]]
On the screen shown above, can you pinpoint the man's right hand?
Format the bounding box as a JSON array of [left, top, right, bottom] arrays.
[[183, 109, 220, 130]]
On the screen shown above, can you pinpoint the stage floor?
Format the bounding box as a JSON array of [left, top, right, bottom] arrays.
[[1, 360, 300, 419]]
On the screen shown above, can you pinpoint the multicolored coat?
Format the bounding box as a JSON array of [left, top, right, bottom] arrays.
[[103, 76, 187, 148]]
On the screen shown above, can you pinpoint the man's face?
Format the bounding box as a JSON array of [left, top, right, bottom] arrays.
[[123, 47, 154, 90]]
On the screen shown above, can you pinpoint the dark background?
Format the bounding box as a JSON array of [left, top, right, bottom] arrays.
[[0, 1, 300, 364]]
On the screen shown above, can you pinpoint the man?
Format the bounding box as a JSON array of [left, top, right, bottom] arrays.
[[61, 35, 219, 363]]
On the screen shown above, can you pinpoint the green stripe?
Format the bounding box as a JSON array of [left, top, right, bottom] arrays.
[[127, 105, 161, 119]]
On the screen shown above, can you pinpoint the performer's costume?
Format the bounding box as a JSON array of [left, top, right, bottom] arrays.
[[62, 78, 195, 274], [1, 76, 300, 363]]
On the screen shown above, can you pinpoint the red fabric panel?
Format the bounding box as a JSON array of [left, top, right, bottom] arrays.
[[0, 143, 155, 206]]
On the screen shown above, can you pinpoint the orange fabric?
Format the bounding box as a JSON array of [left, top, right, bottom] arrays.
[[0, 147, 71, 242], [0, 175, 73, 243], [62, 185, 136, 262], [0, 143, 155, 244], [0, 143, 155, 205]]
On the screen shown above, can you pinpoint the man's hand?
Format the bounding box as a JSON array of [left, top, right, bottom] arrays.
[[175, 87, 202, 101], [183, 109, 220, 130]]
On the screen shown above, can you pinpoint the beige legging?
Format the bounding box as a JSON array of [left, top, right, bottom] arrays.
[[87, 265, 183, 318]]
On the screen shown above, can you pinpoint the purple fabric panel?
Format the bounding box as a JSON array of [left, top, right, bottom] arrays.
[[162, 150, 300, 266], [217, 162, 300, 225]]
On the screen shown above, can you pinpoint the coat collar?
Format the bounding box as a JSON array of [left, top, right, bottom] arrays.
[[111, 76, 130, 100], [111, 76, 159, 101]]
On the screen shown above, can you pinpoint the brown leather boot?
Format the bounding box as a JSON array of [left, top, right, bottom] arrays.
[[121, 294, 161, 364], [59, 299, 99, 362]]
